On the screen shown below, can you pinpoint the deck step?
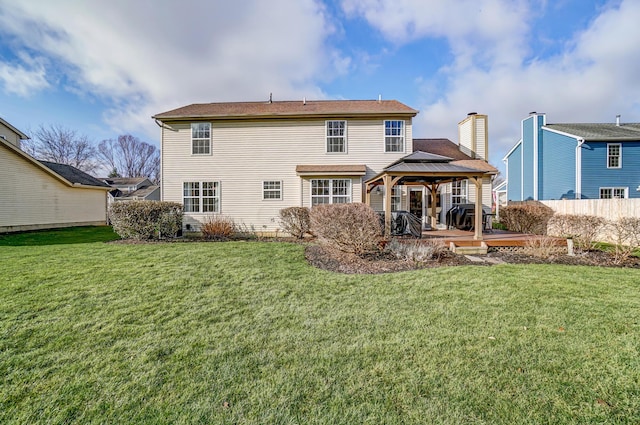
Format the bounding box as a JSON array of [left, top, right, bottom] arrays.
[[449, 241, 488, 255]]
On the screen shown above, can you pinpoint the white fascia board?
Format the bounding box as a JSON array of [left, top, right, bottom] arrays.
[[502, 139, 522, 161]]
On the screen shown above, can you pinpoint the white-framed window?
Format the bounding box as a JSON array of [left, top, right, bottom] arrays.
[[384, 120, 405, 152], [183, 181, 219, 212], [451, 180, 468, 205], [599, 187, 627, 199], [326, 120, 347, 153], [191, 123, 211, 155], [391, 186, 402, 212], [262, 180, 282, 200], [311, 179, 351, 206], [607, 143, 621, 168]]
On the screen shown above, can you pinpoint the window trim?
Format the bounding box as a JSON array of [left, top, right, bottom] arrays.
[[384, 120, 405, 153], [451, 180, 468, 205], [607, 143, 621, 169], [191, 122, 212, 156], [183, 181, 220, 213], [599, 187, 627, 199], [310, 178, 352, 206], [325, 120, 347, 154], [262, 180, 283, 201]]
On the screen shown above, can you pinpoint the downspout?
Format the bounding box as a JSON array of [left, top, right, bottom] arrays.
[[533, 122, 538, 200], [575, 138, 584, 199]]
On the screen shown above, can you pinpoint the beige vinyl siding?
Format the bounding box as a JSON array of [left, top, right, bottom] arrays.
[[474, 116, 488, 161], [0, 146, 107, 232], [458, 118, 473, 158], [458, 114, 488, 161], [162, 118, 412, 231], [0, 122, 22, 148]]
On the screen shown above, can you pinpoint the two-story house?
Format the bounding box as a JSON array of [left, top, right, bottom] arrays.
[[504, 112, 640, 201], [153, 100, 496, 236]]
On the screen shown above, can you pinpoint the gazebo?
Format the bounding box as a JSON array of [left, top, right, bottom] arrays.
[[364, 151, 497, 240]]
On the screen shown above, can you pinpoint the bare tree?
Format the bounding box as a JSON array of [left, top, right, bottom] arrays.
[[24, 124, 98, 173], [98, 135, 160, 183]]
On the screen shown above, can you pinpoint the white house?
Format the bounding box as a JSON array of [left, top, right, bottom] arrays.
[[153, 100, 496, 236]]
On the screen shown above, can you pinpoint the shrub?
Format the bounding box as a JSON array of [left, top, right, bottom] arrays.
[[547, 214, 606, 251], [109, 201, 183, 240], [279, 207, 310, 239], [310, 203, 382, 255], [523, 236, 565, 258], [386, 238, 448, 262], [200, 215, 236, 240], [608, 217, 640, 264], [498, 202, 554, 235]]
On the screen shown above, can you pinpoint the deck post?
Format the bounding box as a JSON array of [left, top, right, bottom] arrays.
[[429, 184, 438, 229], [383, 175, 392, 237], [472, 177, 483, 241]]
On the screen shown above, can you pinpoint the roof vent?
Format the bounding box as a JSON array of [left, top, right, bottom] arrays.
[[616, 114, 621, 126], [303, 97, 306, 105], [467, 112, 477, 116], [378, 94, 382, 103], [269, 93, 273, 104], [529, 111, 537, 115]]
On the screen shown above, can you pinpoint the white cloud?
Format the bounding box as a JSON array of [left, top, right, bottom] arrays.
[[0, 55, 49, 97], [0, 0, 338, 138], [343, 0, 640, 170]]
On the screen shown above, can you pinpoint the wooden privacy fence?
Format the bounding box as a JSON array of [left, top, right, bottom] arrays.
[[540, 199, 640, 220]]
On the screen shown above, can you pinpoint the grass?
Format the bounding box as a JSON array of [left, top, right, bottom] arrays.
[[0, 226, 120, 246], [0, 228, 639, 424]]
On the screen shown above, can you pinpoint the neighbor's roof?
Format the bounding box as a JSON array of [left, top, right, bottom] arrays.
[[545, 123, 640, 141], [412, 138, 473, 160], [39, 161, 111, 188], [102, 177, 149, 186], [296, 164, 367, 175], [154, 100, 418, 120]]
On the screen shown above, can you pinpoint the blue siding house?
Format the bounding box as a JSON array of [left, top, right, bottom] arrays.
[[504, 113, 640, 200]]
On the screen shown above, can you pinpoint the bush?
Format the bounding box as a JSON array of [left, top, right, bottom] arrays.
[[547, 214, 606, 251], [523, 236, 566, 258], [279, 207, 310, 239], [200, 215, 236, 240], [385, 238, 448, 262], [109, 201, 183, 240], [499, 202, 554, 235], [608, 217, 640, 264], [310, 203, 382, 255]]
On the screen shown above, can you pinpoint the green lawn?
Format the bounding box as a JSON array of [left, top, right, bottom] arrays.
[[0, 228, 639, 424]]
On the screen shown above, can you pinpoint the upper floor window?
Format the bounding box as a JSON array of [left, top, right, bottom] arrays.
[[183, 181, 219, 212], [607, 143, 621, 168], [384, 120, 405, 152], [262, 180, 282, 200], [191, 123, 211, 155], [311, 179, 351, 206], [326, 120, 347, 153], [600, 187, 627, 199], [452, 180, 468, 205]]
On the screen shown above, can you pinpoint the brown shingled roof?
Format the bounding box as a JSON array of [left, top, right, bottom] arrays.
[[154, 100, 418, 120], [451, 160, 498, 173], [412, 138, 472, 160]]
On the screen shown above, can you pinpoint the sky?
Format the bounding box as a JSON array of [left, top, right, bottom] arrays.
[[1, 0, 639, 175]]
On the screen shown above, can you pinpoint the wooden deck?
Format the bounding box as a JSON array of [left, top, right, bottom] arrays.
[[414, 229, 568, 253]]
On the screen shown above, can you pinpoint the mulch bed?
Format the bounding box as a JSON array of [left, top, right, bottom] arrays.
[[305, 244, 640, 274]]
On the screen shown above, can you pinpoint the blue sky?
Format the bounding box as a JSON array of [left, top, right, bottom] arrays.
[[1, 0, 638, 174]]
